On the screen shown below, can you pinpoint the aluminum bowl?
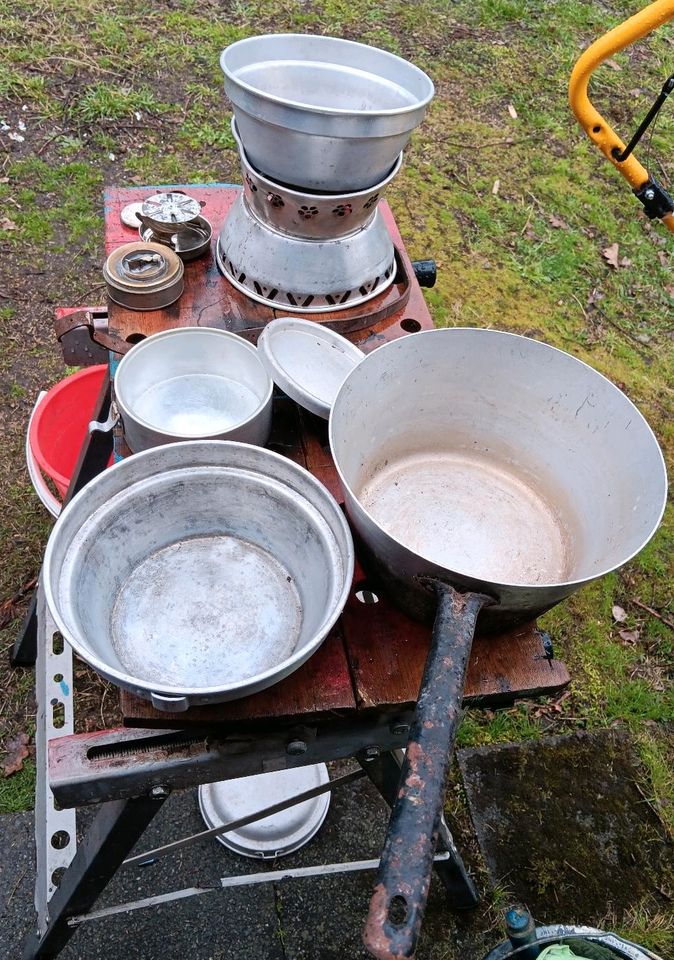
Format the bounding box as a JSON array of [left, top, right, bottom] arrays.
[[43, 441, 355, 712], [114, 327, 273, 452], [221, 34, 434, 191]]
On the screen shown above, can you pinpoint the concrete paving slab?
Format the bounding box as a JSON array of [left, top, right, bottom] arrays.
[[457, 729, 674, 925]]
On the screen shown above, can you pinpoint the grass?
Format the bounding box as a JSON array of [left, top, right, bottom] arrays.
[[0, 0, 672, 944]]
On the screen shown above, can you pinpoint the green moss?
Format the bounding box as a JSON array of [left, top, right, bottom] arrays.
[[0, 759, 35, 814]]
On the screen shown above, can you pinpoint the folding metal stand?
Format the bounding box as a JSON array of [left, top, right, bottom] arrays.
[[25, 577, 477, 959]]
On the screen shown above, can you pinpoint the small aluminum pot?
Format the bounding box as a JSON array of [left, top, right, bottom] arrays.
[[101, 327, 273, 452]]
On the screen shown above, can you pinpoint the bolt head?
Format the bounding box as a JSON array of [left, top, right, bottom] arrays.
[[150, 785, 169, 799], [391, 722, 410, 736], [644, 189, 655, 201], [286, 739, 308, 756], [364, 745, 381, 760]]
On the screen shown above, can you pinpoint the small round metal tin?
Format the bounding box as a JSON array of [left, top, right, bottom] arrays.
[[198, 764, 331, 858], [258, 317, 364, 419], [103, 242, 184, 311]]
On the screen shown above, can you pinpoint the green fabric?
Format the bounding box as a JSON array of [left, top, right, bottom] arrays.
[[538, 946, 594, 960]]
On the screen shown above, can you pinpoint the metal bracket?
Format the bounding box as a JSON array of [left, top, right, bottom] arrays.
[[54, 308, 130, 363], [634, 176, 674, 220]]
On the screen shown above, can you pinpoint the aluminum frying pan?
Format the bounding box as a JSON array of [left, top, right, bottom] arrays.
[[329, 328, 667, 959]]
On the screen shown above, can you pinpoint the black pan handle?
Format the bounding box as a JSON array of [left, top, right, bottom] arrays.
[[363, 581, 492, 960]]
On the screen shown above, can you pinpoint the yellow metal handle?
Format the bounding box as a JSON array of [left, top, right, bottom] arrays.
[[569, 0, 674, 232]]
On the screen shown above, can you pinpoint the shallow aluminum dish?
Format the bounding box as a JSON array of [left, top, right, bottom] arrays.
[[221, 34, 434, 191], [198, 764, 330, 858], [114, 327, 273, 452], [258, 317, 364, 419], [43, 441, 355, 712], [138, 215, 212, 262]]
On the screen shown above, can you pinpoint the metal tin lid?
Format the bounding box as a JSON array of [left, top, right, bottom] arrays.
[[104, 242, 184, 294], [198, 764, 331, 859], [257, 317, 364, 419], [120, 201, 145, 229], [142, 191, 201, 226]]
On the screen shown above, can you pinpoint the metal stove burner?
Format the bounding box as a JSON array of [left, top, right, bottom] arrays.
[[216, 195, 396, 313]]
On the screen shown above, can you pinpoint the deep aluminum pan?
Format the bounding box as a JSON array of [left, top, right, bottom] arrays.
[[221, 33, 434, 191], [43, 441, 355, 712]]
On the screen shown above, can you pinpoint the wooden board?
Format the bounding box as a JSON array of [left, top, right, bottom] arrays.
[[103, 185, 432, 350], [103, 183, 570, 730]]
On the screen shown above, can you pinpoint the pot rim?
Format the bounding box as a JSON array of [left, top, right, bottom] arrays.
[[221, 33, 435, 120], [328, 326, 668, 594], [114, 326, 274, 440]]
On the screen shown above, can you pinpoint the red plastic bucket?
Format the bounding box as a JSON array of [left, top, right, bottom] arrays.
[[29, 365, 109, 499]]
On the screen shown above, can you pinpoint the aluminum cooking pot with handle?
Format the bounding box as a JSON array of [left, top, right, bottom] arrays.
[[329, 327, 667, 959]]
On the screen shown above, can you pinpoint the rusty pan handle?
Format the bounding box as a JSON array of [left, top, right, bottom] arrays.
[[363, 581, 492, 960]]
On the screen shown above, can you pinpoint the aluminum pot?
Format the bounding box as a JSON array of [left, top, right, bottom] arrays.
[[329, 328, 667, 960], [43, 441, 354, 712], [100, 327, 273, 452], [221, 34, 434, 192]]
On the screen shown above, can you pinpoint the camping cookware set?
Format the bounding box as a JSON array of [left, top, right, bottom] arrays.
[[41, 31, 668, 960]]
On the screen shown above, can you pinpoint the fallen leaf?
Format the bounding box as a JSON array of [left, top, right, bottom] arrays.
[[492, 178, 500, 196], [619, 256, 632, 268], [507, 103, 518, 119], [0, 217, 17, 231], [619, 629, 640, 643], [629, 87, 643, 97], [549, 214, 569, 230], [635, 332, 651, 344], [0, 176, 9, 184], [612, 604, 628, 622], [605, 58, 622, 71], [665, 285, 674, 298], [658, 250, 669, 267], [602, 243, 620, 268], [3, 732, 29, 777]]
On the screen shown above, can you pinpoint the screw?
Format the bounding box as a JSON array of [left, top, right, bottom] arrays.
[[363, 745, 381, 761], [150, 785, 170, 799], [286, 739, 307, 756], [390, 721, 410, 736], [644, 189, 655, 201]]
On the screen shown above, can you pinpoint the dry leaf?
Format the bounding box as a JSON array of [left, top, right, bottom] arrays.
[[629, 87, 643, 97], [602, 243, 620, 268], [0, 217, 17, 231], [665, 285, 674, 298], [658, 250, 669, 267], [619, 629, 640, 643], [619, 256, 632, 268], [507, 103, 518, 119], [612, 604, 628, 622], [3, 732, 30, 777], [605, 59, 622, 71], [549, 214, 569, 230], [492, 178, 500, 196], [0, 176, 9, 184]]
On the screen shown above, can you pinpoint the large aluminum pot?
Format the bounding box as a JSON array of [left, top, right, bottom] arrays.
[[44, 441, 354, 712], [330, 327, 667, 627], [221, 34, 434, 192], [329, 327, 667, 959], [112, 327, 273, 452]]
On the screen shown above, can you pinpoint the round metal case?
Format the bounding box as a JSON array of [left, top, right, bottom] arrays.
[[199, 765, 331, 858], [103, 242, 184, 311], [258, 317, 363, 419]]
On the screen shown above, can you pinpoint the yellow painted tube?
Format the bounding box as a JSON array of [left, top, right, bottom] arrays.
[[569, 0, 674, 232]]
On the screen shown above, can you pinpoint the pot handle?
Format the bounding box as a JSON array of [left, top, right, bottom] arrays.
[[363, 581, 492, 960], [89, 401, 119, 436], [150, 692, 190, 713]]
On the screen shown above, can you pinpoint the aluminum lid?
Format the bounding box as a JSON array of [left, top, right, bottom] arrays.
[[198, 764, 331, 859], [257, 318, 364, 419]]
